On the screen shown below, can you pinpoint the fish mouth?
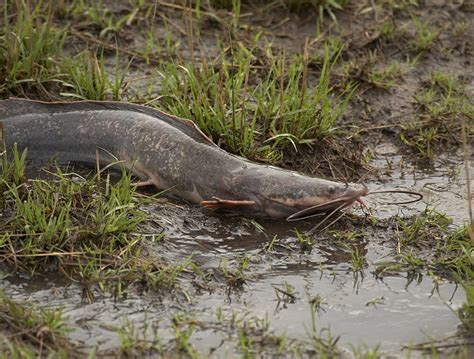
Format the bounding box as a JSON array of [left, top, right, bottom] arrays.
[[286, 184, 369, 221]]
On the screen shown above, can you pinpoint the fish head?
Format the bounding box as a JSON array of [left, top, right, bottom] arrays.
[[233, 166, 368, 220]]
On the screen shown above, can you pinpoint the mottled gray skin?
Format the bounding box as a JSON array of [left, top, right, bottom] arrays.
[[0, 99, 368, 219]]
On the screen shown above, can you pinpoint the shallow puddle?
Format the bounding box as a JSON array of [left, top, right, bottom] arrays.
[[1, 149, 472, 357]]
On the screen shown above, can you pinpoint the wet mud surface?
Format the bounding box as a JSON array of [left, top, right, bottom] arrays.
[[1, 149, 472, 356], [1, 0, 473, 356]]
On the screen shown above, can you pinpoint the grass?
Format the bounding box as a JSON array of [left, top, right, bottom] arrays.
[[118, 316, 163, 357], [219, 255, 251, 289], [0, 290, 74, 356], [401, 71, 473, 158], [157, 43, 355, 159], [342, 50, 413, 90], [274, 281, 297, 305], [294, 229, 314, 252], [171, 313, 201, 358], [410, 12, 439, 53], [0, 0, 472, 356], [0, 0, 66, 96], [0, 145, 195, 297], [375, 209, 473, 283], [283, 0, 350, 22]]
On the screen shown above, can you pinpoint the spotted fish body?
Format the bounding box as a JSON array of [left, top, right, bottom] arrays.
[[0, 99, 367, 219]]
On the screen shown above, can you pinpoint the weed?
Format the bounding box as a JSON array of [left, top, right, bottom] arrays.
[[219, 255, 250, 289], [0, 0, 66, 96], [380, 0, 419, 12], [274, 281, 297, 304], [235, 315, 288, 357], [309, 294, 327, 312], [61, 50, 131, 100], [365, 61, 409, 89], [295, 229, 314, 253], [171, 314, 200, 358], [457, 271, 474, 331], [0, 290, 74, 356], [256, 45, 355, 151], [158, 42, 354, 160], [284, 0, 350, 22], [351, 246, 366, 272], [307, 302, 339, 356], [380, 20, 396, 40], [377, 210, 472, 282], [157, 48, 257, 156], [396, 208, 451, 246], [365, 296, 386, 308], [350, 344, 381, 359], [410, 12, 439, 53], [0, 146, 184, 295], [118, 317, 163, 356], [0, 143, 27, 187], [401, 71, 473, 158], [342, 50, 411, 89]]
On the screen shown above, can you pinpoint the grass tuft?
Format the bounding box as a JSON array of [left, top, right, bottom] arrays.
[[0, 145, 188, 295], [0, 290, 74, 356], [0, 0, 66, 96]]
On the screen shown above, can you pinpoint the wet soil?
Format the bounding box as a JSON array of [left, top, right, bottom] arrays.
[[1, 0, 473, 357], [1, 149, 472, 357]]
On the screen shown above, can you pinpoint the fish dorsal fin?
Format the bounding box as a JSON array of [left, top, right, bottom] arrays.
[[0, 98, 216, 146]]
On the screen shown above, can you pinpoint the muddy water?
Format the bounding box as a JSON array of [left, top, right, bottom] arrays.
[[1, 149, 472, 356]]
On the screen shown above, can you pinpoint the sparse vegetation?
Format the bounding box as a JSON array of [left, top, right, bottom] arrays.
[[0, 146, 195, 298], [0, 290, 74, 356], [0, 0, 472, 356]]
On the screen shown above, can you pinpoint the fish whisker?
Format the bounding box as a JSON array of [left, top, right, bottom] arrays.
[[306, 201, 350, 234], [311, 210, 348, 234], [286, 196, 356, 221]]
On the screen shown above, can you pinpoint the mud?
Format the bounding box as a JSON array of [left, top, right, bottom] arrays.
[[1, 0, 473, 356], [1, 148, 472, 356]]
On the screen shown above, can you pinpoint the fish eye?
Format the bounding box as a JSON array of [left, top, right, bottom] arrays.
[[328, 186, 336, 194]]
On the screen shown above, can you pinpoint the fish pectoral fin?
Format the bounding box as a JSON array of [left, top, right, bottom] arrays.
[[201, 197, 256, 209], [132, 179, 155, 188]]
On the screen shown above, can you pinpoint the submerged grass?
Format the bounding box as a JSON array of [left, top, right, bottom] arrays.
[[375, 209, 473, 282]]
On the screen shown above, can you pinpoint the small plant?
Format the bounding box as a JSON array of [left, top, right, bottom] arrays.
[[0, 290, 74, 355], [402, 71, 473, 158], [0, 143, 27, 187], [284, 0, 350, 22], [295, 229, 315, 252], [307, 302, 340, 356], [365, 61, 409, 89], [396, 208, 451, 246], [410, 13, 439, 52], [274, 281, 297, 305], [350, 344, 381, 359], [365, 296, 386, 308], [457, 273, 474, 331], [350, 246, 366, 272], [171, 314, 200, 358], [118, 317, 163, 356], [219, 256, 250, 289], [61, 50, 132, 100]]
